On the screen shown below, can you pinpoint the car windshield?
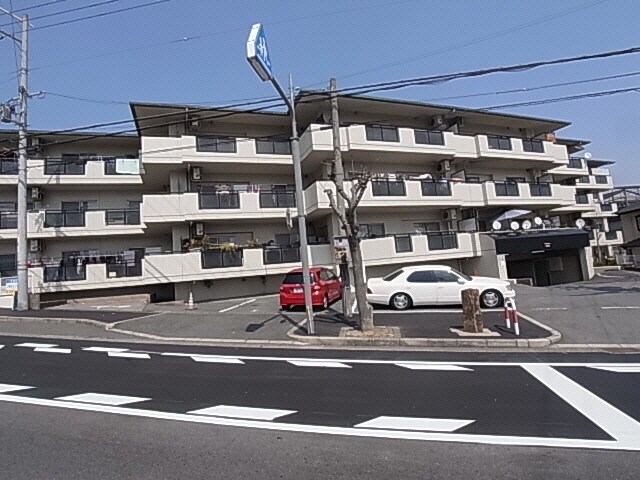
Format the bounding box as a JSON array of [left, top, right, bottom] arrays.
[[450, 268, 472, 281], [382, 269, 403, 281]]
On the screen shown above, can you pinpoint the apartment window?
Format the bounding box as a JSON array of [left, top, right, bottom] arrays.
[[577, 175, 590, 184], [636, 216, 640, 231], [45, 154, 88, 175], [414, 129, 444, 146], [605, 230, 619, 240], [465, 176, 481, 183], [494, 182, 520, 197], [595, 175, 609, 184], [365, 124, 399, 142], [371, 179, 406, 196], [600, 203, 613, 212], [414, 222, 440, 233], [196, 136, 237, 153], [568, 157, 583, 169], [529, 183, 552, 197], [255, 137, 291, 155], [209, 232, 254, 245], [421, 180, 451, 196], [0, 253, 16, 277], [487, 135, 512, 150], [0, 156, 17, 174], [358, 223, 385, 239], [394, 234, 412, 253], [427, 232, 459, 250], [522, 138, 545, 153], [576, 193, 589, 204]]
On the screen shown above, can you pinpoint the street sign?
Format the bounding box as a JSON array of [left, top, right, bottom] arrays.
[[246, 23, 273, 81]]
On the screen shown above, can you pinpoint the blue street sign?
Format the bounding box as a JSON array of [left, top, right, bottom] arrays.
[[246, 23, 273, 82]]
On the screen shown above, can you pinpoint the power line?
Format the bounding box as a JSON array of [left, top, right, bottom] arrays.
[[482, 86, 640, 110], [423, 70, 640, 102], [12, 0, 68, 13], [0, 0, 119, 28]]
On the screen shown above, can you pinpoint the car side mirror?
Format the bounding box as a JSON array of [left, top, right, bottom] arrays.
[[457, 278, 466, 285]]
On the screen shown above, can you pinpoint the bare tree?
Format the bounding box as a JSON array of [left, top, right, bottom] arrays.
[[324, 167, 375, 332]]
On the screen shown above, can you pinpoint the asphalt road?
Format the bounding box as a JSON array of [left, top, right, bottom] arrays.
[[1, 335, 639, 478]]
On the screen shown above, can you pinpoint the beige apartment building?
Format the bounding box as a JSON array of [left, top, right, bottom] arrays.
[[0, 93, 620, 306]]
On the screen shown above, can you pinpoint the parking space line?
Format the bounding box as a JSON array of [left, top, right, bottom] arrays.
[[218, 298, 256, 313], [601, 306, 640, 310]]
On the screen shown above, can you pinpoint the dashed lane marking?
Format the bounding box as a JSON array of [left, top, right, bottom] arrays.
[[15, 343, 59, 348], [287, 360, 352, 368], [0, 383, 34, 393], [395, 363, 473, 371], [188, 405, 297, 421], [82, 347, 130, 353], [107, 351, 150, 359], [55, 393, 151, 406], [218, 298, 256, 313], [355, 416, 475, 432], [531, 307, 568, 311], [590, 366, 640, 373], [191, 355, 245, 364], [33, 347, 71, 354], [601, 306, 640, 310]]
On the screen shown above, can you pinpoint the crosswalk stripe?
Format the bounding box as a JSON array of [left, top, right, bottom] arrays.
[[82, 347, 130, 353], [107, 352, 150, 359], [33, 347, 71, 354], [188, 405, 297, 421], [355, 416, 475, 432], [15, 343, 59, 348], [0, 383, 34, 393], [395, 363, 473, 371], [287, 360, 351, 368], [55, 393, 150, 406], [191, 356, 244, 364]]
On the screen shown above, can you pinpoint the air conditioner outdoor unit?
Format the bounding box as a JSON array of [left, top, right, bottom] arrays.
[[191, 166, 202, 181], [437, 160, 451, 172], [442, 209, 458, 221], [432, 115, 445, 128], [194, 222, 205, 237], [29, 239, 41, 252], [30, 187, 43, 200]]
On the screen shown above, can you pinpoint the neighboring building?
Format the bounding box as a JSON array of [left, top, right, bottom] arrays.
[[0, 94, 621, 306], [617, 203, 640, 262]]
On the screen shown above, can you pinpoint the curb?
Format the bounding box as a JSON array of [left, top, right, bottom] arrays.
[[286, 311, 562, 348]]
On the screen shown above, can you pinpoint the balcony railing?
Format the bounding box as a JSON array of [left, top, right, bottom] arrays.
[[0, 157, 18, 174], [371, 179, 406, 196], [427, 232, 459, 250], [44, 265, 87, 283], [394, 234, 412, 253], [568, 157, 583, 169], [106, 261, 142, 278], [198, 192, 240, 209], [494, 182, 520, 197], [487, 135, 512, 151], [576, 194, 590, 205], [201, 249, 244, 269], [595, 175, 609, 185], [105, 209, 141, 225], [259, 190, 296, 208], [44, 210, 85, 228], [529, 183, 552, 197], [605, 231, 620, 241], [420, 180, 451, 196], [600, 203, 614, 212], [263, 246, 300, 264], [0, 211, 17, 229], [44, 159, 86, 175], [522, 139, 545, 153]]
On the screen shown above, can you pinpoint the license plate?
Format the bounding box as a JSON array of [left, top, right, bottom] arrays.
[[293, 288, 303, 293]]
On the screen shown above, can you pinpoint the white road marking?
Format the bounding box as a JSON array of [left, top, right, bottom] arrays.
[[96, 305, 132, 310], [15, 343, 59, 348], [55, 393, 150, 406], [33, 347, 71, 354], [590, 366, 640, 373], [395, 363, 473, 371], [0, 394, 636, 451], [0, 383, 34, 393], [0, 345, 3, 350], [287, 360, 352, 368], [218, 298, 256, 313], [523, 364, 640, 448], [597, 273, 624, 279], [531, 307, 568, 311], [82, 347, 130, 353], [601, 306, 640, 310], [191, 355, 244, 364], [107, 351, 150, 359], [355, 416, 475, 432], [188, 405, 296, 421]]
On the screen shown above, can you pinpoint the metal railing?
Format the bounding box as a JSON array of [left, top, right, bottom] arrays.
[[529, 183, 552, 197], [427, 232, 459, 250], [522, 139, 544, 153], [263, 246, 300, 264], [494, 182, 520, 197], [371, 179, 406, 196], [259, 191, 296, 208], [616, 254, 640, 268], [105, 209, 141, 225], [198, 191, 240, 209], [44, 265, 87, 283], [487, 135, 512, 150], [0, 211, 17, 229], [0, 157, 18, 174], [44, 210, 85, 228], [568, 157, 583, 169], [44, 159, 86, 175], [420, 180, 451, 196], [600, 203, 614, 212], [201, 249, 243, 269], [605, 231, 620, 241], [394, 234, 412, 253], [106, 261, 143, 277]]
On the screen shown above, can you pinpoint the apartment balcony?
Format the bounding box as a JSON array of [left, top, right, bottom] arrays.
[[0, 158, 143, 186], [551, 191, 597, 214], [589, 230, 624, 246], [482, 181, 575, 208], [304, 179, 485, 214], [582, 202, 618, 218], [357, 232, 480, 267], [547, 157, 589, 178], [474, 135, 568, 166], [299, 124, 477, 166], [140, 135, 292, 167], [141, 191, 297, 223], [0, 209, 145, 240], [574, 171, 614, 190]]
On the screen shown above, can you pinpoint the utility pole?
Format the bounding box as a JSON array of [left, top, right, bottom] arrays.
[[0, 10, 29, 310], [329, 78, 351, 317]]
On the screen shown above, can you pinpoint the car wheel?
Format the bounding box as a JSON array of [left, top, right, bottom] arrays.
[[481, 289, 503, 308], [390, 292, 412, 311]]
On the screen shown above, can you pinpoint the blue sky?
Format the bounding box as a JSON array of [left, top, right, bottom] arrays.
[[1, 0, 638, 183]]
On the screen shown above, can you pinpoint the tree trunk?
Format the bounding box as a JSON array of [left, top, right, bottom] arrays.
[[461, 288, 483, 333], [348, 236, 374, 332]]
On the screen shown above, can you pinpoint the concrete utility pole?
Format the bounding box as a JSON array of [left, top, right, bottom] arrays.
[[329, 78, 351, 316], [0, 10, 29, 310]]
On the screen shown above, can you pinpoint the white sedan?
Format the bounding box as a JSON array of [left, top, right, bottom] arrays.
[[366, 265, 515, 310]]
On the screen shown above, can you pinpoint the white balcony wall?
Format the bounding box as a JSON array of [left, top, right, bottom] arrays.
[[591, 230, 624, 246], [475, 136, 568, 164], [575, 174, 614, 190], [582, 202, 618, 218], [483, 182, 575, 207], [29, 263, 146, 294]]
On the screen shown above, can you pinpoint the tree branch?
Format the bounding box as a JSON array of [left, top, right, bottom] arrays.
[[324, 189, 352, 236], [327, 171, 353, 209]]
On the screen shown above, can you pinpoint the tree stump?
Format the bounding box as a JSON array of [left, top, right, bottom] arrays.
[[461, 288, 483, 333]]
